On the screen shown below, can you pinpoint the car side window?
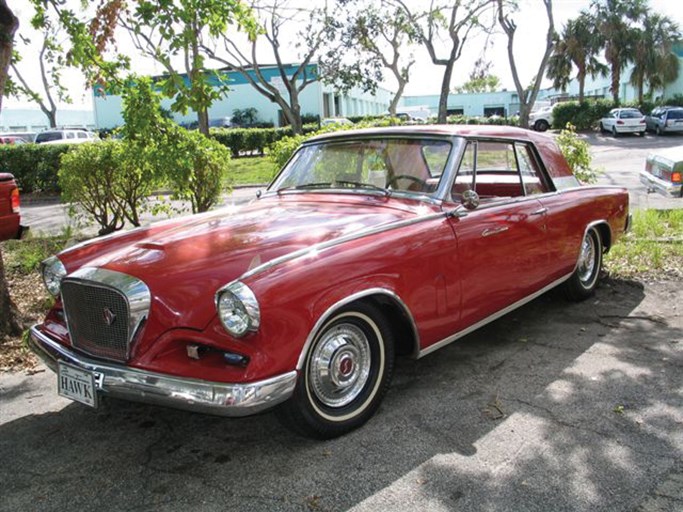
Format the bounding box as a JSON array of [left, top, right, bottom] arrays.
[[77, 132, 88, 139], [515, 143, 551, 195], [452, 140, 537, 201]]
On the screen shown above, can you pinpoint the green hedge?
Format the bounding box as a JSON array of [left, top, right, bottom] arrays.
[[447, 115, 519, 126], [551, 99, 664, 131], [0, 144, 72, 193], [210, 124, 319, 157]]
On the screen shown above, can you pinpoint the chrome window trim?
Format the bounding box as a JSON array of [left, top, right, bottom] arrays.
[[295, 287, 419, 371], [62, 267, 151, 360], [417, 273, 573, 358], [266, 134, 465, 204]]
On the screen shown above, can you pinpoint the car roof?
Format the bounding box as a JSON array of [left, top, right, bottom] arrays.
[[306, 124, 546, 143]]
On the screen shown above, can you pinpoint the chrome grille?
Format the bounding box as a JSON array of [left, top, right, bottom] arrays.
[[61, 280, 131, 362]]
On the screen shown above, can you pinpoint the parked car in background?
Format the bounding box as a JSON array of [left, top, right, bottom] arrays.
[[645, 106, 683, 135], [529, 106, 554, 132], [0, 136, 26, 145], [321, 117, 353, 127], [0, 132, 36, 143], [209, 117, 237, 129], [639, 146, 683, 198], [599, 108, 646, 136], [0, 173, 27, 241], [29, 125, 630, 439], [35, 128, 97, 144]]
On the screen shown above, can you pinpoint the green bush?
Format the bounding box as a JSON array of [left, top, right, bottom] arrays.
[[0, 144, 71, 193], [446, 115, 518, 126], [211, 124, 320, 157], [555, 123, 599, 184], [552, 99, 661, 131], [59, 141, 126, 236]]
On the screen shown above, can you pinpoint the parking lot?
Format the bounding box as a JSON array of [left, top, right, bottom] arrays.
[[2, 131, 682, 511]]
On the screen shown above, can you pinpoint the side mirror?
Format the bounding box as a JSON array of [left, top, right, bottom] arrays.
[[461, 189, 480, 210]]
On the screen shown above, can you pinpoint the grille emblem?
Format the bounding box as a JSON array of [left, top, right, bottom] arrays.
[[103, 307, 117, 326]]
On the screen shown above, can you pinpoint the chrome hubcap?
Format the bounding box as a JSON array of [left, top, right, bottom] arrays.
[[309, 322, 371, 408], [578, 233, 596, 284]]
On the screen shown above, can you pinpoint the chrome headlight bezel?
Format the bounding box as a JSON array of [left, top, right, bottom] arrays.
[[215, 281, 260, 338], [41, 256, 67, 297]]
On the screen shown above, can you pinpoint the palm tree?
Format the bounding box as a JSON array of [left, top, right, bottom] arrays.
[[546, 11, 607, 102], [591, 0, 647, 104], [630, 12, 681, 104]]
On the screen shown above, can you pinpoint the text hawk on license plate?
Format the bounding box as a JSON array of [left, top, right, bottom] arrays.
[[58, 362, 98, 408]]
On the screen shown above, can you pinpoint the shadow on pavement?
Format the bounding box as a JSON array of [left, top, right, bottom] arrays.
[[1, 279, 681, 512]]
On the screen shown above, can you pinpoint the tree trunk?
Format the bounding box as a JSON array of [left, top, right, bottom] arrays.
[[388, 79, 407, 117], [611, 63, 620, 104], [48, 109, 57, 128], [578, 65, 586, 103], [0, 0, 21, 337], [437, 59, 455, 124], [197, 106, 209, 136]]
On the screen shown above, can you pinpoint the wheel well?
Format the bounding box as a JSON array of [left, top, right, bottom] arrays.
[[593, 222, 612, 253], [355, 294, 417, 357]]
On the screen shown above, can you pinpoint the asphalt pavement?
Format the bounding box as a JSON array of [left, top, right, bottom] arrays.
[[1, 279, 681, 511]]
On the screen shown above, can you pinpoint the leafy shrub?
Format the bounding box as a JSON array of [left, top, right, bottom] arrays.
[[446, 115, 518, 126], [0, 144, 71, 193], [163, 128, 232, 213], [555, 123, 599, 184], [59, 141, 126, 236], [552, 98, 659, 131]]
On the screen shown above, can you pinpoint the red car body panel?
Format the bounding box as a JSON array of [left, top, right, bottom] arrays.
[[0, 173, 22, 241], [32, 126, 630, 414]]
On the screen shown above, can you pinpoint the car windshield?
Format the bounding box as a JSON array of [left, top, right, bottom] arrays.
[[269, 138, 454, 198], [620, 110, 642, 119]]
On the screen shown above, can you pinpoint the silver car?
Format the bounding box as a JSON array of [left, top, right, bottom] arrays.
[[645, 107, 683, 135]]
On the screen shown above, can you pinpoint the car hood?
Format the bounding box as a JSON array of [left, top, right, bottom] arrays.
[[74, 194, 434, 330]]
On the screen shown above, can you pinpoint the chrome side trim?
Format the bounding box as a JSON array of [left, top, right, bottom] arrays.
[[28, 325, 297, 417], [239, 212, 447, 281], [296, 288, 420, 370], [417, 273, 572, 358]]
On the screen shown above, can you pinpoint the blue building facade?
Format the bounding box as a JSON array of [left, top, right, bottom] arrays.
[[93, 64, 393, 129]]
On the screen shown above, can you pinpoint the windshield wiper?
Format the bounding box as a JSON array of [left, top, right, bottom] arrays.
[[276, 182, 335, 194], [335, 180, 391, 197]]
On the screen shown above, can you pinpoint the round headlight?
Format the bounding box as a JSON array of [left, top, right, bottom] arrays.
[[216, 282, 260, 338], [41, 256, 67, 297]]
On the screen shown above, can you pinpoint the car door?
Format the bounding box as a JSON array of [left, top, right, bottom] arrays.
[[445, 140, 549, 328]]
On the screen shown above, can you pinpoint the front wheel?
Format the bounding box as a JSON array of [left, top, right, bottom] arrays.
[[612, 126, 618, 137], [276, 303, 394, 439], [534, 120, 550, 132], [562, 227, 603, 301]]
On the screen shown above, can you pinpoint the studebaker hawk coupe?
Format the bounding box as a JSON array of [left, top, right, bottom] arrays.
[[30, 126, 630, 438]]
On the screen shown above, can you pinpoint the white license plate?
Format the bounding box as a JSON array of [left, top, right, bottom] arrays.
[[58, 362, 98, 408]]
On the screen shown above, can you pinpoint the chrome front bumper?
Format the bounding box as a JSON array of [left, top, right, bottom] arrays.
[[639, 171, 683, 198], [29, 325, 297, 417]]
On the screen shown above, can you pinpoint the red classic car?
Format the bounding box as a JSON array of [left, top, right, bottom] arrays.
[[0, 173, 26, 241], [29, 126, 630, 438]]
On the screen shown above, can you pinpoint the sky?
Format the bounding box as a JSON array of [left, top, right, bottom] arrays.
[[6, 0, 683, 109]]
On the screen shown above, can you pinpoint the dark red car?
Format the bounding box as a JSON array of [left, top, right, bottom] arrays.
[[0, 173, 25, 241], [29, 126, 630, 438]]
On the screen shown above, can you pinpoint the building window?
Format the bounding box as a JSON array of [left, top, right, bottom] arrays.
[[484, 106, 505, 117], [447, 108, 464, 116]]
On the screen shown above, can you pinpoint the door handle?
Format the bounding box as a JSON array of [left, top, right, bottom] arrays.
[[531, 207, 548, 216], [481, 226, 509, 237]]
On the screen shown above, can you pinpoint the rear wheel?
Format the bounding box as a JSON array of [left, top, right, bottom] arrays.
[[277, 303, 394, 439], [562, 227, 603, 301], [534, 119, 550, 132]]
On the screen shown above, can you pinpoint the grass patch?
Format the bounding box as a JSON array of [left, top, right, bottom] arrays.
[[225, 156, 279, 186], [605, 209, 683, 278], [2, 235, 69, 277]]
